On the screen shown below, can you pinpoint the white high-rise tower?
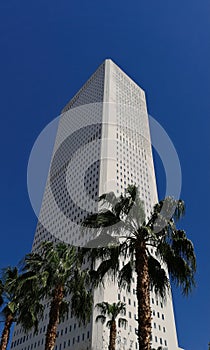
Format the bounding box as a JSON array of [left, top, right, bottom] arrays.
[[11, 59, 183, 350]]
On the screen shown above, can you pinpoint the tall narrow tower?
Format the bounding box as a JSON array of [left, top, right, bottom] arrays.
[[11, 59, 183, 350]]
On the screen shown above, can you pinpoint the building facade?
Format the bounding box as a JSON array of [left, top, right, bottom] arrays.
[[11, 59, 183, 350]]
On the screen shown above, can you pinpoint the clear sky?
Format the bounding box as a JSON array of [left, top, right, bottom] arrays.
[[0, 1, 209, 349]]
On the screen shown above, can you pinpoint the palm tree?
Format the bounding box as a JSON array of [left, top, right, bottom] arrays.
[[23, 241, 93, 350], [82, 185, 196, 350], [0, 267, 42, 350], [95, 301, 127, 350], [0, 268, 16, 350]]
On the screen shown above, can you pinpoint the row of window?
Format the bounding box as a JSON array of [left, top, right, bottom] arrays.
[[11, 331, 90, 349]]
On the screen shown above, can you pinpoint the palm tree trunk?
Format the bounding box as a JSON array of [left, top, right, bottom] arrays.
[[0, 313, 13, 350], [44, 285, 64, 350], [135, 240, 151, 350], [109, 320, 116, 350]]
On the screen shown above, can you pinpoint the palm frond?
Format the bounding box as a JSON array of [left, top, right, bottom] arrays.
[[69, 267, 93, 325], [96, 301, 126, 321], [96, 258, 119, 284], [173, 199, 185, 220], [85, 232, 119, 248], [148, 255, 170, 299], [85, 209, 121, 227], [156, 240, 196, 295], [119, 261, 134, 290], [106, 320, 112, 328], [95, 314, 106, 324], [171, 230, 196, 271], [95, 302, 110, 315]]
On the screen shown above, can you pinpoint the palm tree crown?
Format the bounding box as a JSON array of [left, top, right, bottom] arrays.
[[82, 185, 196, 350], [95, 301, 127, 350], [0, 267, 42, 350], [23, 241, 93, 350]]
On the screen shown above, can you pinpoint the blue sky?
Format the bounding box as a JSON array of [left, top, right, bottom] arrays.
[[0, 1, 210, 349]]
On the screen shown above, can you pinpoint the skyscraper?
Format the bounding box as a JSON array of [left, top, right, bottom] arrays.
[[11, 59, 183, 350]]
